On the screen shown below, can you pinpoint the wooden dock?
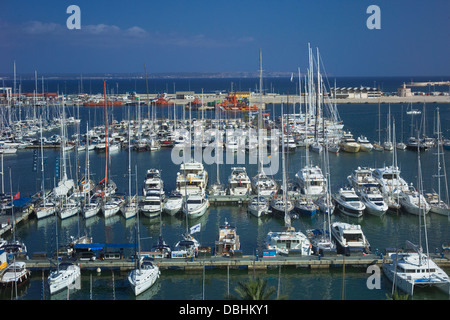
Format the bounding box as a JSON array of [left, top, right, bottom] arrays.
[[17, 253, 450, 272]]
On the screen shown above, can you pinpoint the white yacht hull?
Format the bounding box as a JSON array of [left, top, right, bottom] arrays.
[[48, 264, 81, 295], [128, 266, 160, 296], [399, 198, 430, 216], [36, 206, 56, 219], [334, 200, 365, 218], [183, 200, 209, 219], [82, 205, 100, 219], [141, 206, 161, 218], [383, 253, 450, 296], [247, 204, 268, 218], [429, 203, 450, 216], [364, 202, 387, 216], [123, 204, 138, 219], [163, 200, 183, 216], [58, 206, 80, 220], [103, 205, 121, 218]]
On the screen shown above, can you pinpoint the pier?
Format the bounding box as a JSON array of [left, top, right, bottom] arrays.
[[207, 194, 251, 205], [15, 253, 450, 272]]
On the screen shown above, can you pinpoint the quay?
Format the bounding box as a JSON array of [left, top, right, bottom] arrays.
[[16, 253, 450, 272]]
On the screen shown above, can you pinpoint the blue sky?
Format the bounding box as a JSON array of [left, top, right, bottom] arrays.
[[0, 0, 449, 76]]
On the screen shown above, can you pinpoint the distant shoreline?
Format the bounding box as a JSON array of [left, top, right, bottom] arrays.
[[0, 73, 449, 81]]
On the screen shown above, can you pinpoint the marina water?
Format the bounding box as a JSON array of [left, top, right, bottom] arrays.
[[1, 77, 449, 300]]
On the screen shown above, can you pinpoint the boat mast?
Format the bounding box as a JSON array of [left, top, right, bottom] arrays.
[[258, 49, 263, 175], [298, 67, 302, 117], [128, 106, 132, 204], [104, 81, 109, 189], [281, 103, 291, 230], [40, 116, 46, 205]]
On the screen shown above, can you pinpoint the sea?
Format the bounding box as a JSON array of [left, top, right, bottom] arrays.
[[0, 76, 449, 302]]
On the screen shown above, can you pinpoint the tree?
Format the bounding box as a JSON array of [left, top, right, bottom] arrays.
[[386, 291, 410, 300], [227, 277, 287, 300]]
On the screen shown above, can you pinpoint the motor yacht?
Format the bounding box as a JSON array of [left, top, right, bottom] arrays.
[[333, 187, 366, 218], [163, 191, 183, 216], [330, 222, 370, 255], [359, 186, 388, 216], [176, 161, 208, 197], [357, 135, 373, 152], [347, 167, 379, 193], [214, 219, 240, 256], [339, 131, 360, 153], [182, 193, 209, 219], [266, 227, 311, 256], [372, 166, 409, 196], [251, 172, 278, 197], [295, 165, 327, 198], [399, 184, 430, 216], [140, 195, 163, 218], [227, 167, 251, 196], [143, 169, 165, 199], [0, 261, 31, 287]]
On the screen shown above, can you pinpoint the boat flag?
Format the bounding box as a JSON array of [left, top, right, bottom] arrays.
[[13, 192, 20, 200], [190, 223, 201, 234]]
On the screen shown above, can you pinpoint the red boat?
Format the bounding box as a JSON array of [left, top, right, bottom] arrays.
[[219, 93, 258, 112], [153, 94, 174, 106], [185, 97, 205, 110]]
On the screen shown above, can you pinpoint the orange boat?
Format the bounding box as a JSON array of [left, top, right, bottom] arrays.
[[219, 93, 258, 112], [153, 94, 174, 106], [185, 97, 205, 110]]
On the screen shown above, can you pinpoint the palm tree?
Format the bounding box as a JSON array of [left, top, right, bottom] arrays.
[[227, 277, 287, 300], [386, 291, 409, 300]]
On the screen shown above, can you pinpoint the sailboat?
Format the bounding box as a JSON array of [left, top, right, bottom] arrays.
[[0, 181, 31, 290], [382, 106, 394, 151], [48, 204, 81, 295], [373, 95, 384, 151], [383, 142, 450, 296], [307, 139, 336, 255], [270, 103, 294, 218], [426, 108, 450, 216], [101, 81, 122, 218], [53, 97, 75, 198], [172, 161, 201, 259], [58, 194, 81, 220], [266, 102, 311, 256], [128, 194, 160, 296], [295, 93, 327, 200], [207, 109, 226, 196], [251, 50, 278, 197], [81, 126, 101, 219], [35, 116, 57, 219], [123, 114, 139, 219]]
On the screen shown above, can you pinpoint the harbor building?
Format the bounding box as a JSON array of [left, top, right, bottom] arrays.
[[332, 87, 382, 99], [397, 83, 412, 97]]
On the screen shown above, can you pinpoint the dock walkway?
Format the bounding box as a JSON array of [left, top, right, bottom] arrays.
[[18, 253, 450, 272]]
